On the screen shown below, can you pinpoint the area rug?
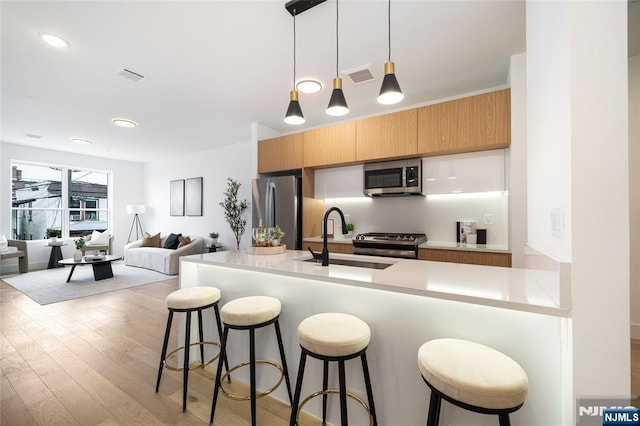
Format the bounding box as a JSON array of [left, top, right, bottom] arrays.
[[2, 261, 174, 305]]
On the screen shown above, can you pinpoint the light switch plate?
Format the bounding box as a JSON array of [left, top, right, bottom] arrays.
[[550, 207, 564, 238], [484, 213, 493, 225]]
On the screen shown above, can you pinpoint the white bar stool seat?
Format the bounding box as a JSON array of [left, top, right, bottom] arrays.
[[418, 338, 528, 426]]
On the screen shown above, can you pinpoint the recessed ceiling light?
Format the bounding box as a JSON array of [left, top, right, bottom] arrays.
[[112, 118, 138, 128], [71, 138, 92, 145], [39, 33, 69, 48], [296, 79, 323, 94]]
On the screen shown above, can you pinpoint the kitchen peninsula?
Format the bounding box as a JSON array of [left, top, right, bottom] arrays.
[[180, 250, 570, 425]]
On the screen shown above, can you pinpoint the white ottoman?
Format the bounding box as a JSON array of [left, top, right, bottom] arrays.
[[418, 338, 529, 426]]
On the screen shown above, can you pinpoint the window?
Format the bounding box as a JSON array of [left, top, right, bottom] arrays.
[[11, 162, 111, 240]]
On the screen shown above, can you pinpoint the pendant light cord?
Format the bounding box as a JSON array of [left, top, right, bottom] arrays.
[[387, 0, 391, 61], [293, 11, 297, 88], [336, 0, 339, 77]]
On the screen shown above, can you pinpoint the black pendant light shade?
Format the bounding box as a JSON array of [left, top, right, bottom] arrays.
[[326, 77, 349, 116], [284, 90, 305, 125], [377, 61, 404, 105]]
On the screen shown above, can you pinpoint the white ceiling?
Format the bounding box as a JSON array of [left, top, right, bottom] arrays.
[[1, 1, 637, 164]]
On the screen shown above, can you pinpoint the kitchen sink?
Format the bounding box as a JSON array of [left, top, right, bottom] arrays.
[[302, 257, 393, 270]]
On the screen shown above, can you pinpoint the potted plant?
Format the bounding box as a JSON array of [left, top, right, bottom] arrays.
[[209, 232, 219, 245], [270, 225, 285, 246], [74, 237, 85, 261], [219, 178, 248, 250], [346, 223, 355, 238], [46, 228, 61, 241]]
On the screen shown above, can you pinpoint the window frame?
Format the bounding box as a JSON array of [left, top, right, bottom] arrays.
[[10, 161, 112, 240]]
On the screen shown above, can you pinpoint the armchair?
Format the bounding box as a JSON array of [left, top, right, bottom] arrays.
[[83, 233, 113, 255], [0, 240, 29, 273]]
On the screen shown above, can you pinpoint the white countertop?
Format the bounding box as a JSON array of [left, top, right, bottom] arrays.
[[303, 237, 509, 253], [182, 250, 567, 317]]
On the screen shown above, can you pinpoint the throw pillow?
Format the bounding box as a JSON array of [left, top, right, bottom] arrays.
[[164, 233, 182, 250], [140, 232, 161, 248], [87, 229, 110, 246], [177, 235, 192, 248]]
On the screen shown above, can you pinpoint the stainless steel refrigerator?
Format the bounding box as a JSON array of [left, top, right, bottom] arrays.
[[251, 176, 302, 250]]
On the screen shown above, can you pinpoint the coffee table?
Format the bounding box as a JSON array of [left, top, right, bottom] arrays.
[[58, 255, 122, 283]]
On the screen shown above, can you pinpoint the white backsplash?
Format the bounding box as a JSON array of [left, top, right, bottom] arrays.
[[323, 193, 508, 246]]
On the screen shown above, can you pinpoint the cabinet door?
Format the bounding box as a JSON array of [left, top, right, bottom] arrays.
[[304, 122, 356, 167], [356, 109, 417, 161], [418, 89, 510, 155], [469, 89, 511, 149], [258, 133, 304, 173], [417, 97, 470, 154]]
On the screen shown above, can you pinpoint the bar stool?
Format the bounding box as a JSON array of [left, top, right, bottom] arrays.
[[155, 286, 228, 412], [417, 338, 528, 426], [289, 312, 377, 426], [210, 296, 293, 426]]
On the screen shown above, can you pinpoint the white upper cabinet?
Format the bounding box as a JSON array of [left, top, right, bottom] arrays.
[[315, 165, 364, 199], [423, 149, 506, 195]]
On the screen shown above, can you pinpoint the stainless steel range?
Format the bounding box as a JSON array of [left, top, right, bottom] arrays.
[[352, 232, 427, 259]]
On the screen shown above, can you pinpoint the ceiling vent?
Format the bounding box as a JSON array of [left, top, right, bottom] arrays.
[[342, 63, 376, 85], [25, 133, 42, 139], [116, 67, 145, 82]]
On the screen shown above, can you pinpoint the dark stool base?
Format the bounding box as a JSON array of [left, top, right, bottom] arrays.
[[210, 316, 293, 426], [289, 346, 377, 426], [424, 378, 523, 426], [155, 301, 228, 412]]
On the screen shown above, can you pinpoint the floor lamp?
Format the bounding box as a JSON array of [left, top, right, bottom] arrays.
[[127, 204, 145, 243]]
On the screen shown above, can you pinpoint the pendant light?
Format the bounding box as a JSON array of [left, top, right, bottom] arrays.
[[326, 0, 349, 116], [377, 0, 404, 105], [284, 9, 305, 125]]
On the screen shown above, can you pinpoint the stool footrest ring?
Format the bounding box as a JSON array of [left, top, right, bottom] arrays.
[[163, 341, 220, 372], [296, 389, 374, 426], [219, 360, 285, 401]]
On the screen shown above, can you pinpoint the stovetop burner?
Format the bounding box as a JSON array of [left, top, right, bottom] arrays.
[[351, 232, 427, 259], [353, 232, 427, 244]]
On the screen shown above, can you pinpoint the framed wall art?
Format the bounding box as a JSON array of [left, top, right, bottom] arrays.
[[170, 179, 185, 216], [185, 177, 203, 216]]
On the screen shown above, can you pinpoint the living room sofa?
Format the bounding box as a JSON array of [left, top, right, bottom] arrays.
[[123, 235, 203, 275]]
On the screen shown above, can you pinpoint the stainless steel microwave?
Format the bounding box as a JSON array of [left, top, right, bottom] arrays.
[[363, 158, 423, 197]]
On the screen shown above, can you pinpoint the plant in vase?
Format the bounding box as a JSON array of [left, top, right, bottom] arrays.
[[209, 232, 219, 245], [219, 178, 249, 250], [270, 225, 285, 246], [74, 238, 85, 261], [346, 223, 355, 238]]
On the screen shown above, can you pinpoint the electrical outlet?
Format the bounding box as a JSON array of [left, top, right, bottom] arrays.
[[550, 207, 564, 238], [484, 213, 493, 225]]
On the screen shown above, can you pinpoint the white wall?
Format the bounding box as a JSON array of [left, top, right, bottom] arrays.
[[527, 0, 630, 418], [142, 140, 255, 250], [0, 142, 143, 271], [630, 55, 640, 339], [508, 53, 527, 267]]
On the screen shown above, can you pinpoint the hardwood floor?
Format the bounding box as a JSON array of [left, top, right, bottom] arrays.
[[0, 278, 323, 426], [1, 277, 639, 425]]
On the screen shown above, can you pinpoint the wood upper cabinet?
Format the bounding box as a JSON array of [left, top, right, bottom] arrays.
[[417, 88, 511, 155], [303, 122, 356, 167], [356, 109, 417, 161], [258, 133, 303, 173]]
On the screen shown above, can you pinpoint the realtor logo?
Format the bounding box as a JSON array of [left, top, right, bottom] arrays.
[[602, 408, 640, 425], [577, 398, 638, 426]]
